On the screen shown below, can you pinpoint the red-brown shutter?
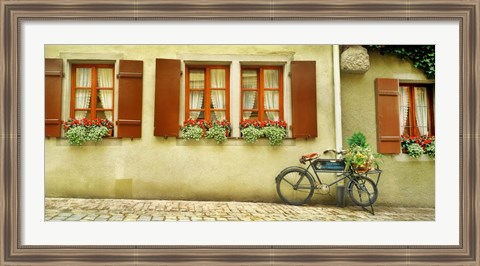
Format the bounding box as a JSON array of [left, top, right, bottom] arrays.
[[375, 78, 401, 153], [45, 58, 63, 137], [117, 60, 143, 138], [291, 61, 317, 138], [154, 58, 181, 137]]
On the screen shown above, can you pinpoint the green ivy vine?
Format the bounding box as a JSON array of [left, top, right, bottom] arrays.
[[364, 45, 435, 79]]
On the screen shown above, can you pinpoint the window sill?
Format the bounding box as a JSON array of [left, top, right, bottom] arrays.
[[52, 137, 123, 146], [176, 137, 296, 146], [393, 154, 434, 162]]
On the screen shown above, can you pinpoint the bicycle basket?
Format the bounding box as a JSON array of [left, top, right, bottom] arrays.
[[312, 159, 346, 172]]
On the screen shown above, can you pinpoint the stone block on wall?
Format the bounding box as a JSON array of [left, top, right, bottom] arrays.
[[340, 45, 370, 74]]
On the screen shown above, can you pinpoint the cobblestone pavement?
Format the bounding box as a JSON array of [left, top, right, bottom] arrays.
[[45, 198, 435, 222]]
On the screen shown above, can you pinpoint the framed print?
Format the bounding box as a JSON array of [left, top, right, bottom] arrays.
[[1, 0, 479, 265]]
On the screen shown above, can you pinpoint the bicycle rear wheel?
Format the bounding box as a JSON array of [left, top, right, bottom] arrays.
[[347, 176, 378, 207], [276, 168, 314, 205]]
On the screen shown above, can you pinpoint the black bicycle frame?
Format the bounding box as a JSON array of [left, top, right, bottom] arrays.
[[303, 159, 358, 188]]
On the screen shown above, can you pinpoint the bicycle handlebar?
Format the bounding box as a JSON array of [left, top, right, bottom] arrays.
[[323, 149, 346, 155]]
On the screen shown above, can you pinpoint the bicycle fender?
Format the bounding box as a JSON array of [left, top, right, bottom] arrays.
[[275, 166, 310, 183]]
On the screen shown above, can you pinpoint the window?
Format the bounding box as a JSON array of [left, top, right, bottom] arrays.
[[45, 59, 143, 139], [398, 84, 435, 137], [241, 66, 283, 121], [185, 65, 230, 121], [70, 64, 115, 122], [375, 78, 435, 154]]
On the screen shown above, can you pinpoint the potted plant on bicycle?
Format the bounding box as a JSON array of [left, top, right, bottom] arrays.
[[344, 132, 381, 173]]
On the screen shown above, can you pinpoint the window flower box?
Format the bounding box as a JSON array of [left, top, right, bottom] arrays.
[[63, 118, 114, 146], [401, 135, 435, 159], [181, 118, 232, 144], [239, 119, 287, 146]]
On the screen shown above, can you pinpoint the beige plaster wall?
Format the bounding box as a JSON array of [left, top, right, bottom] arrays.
[[45, 45, 339, 204], [341, 51, 435, 207]]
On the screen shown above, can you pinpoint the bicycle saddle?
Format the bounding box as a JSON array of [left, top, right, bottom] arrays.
[[299, 153, 318, 164], [302, 153, 318, 159]]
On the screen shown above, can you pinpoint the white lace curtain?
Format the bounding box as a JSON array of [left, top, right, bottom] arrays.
[[210, 69, 226, 121], [414, 87, 429, 136], [189, 70, 205, 119], [242, 91, 257, 119], [263, 69, 279, 120], [75, 68, 92, 119], [242, 70, 257, 119], [398, 86, 410, 134], [97, 68, 113, 121]]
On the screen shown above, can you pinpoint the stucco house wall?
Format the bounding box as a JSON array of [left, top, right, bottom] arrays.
[[341, 51, 435, 207]]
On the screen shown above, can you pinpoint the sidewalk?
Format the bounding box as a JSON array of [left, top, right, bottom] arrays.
[[45, 198, 435, 222]]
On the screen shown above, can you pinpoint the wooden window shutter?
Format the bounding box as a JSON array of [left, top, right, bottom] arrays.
[[375, 78, 401, 153], [154, 58, 181, 137], [291, 61, 317, 138], [117, 60, 143, 138], [45, 58, 64, 137]]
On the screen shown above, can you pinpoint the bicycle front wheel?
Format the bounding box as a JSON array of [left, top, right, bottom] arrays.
[[347, 176, 378, 207], [276, 168, 315, 205]]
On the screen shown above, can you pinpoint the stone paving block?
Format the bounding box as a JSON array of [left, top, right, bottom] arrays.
[[81, 214, 99, 221], [138, 215, 152, 221], [152, 216, 165, 221], [165, 216, 178, 221], [57, 212, 73, 217], [109, 215, 125, 221], [66, 214, 87, 221], [95, 215, 111, 221], [50, 216, 69, 221]]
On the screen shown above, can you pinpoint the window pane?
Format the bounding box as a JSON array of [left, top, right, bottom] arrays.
[[74, 110, 90, 119], [398, 86, 411, 135], [211, 90, 226, 109], [242, 70, 257, 89], [242, 91, 258, 109], [243, 111, 258, 120], [189, 89, 204, 120], [264, 69, 279, 88], [97, 68, 113, 88], [414, 87, 429, 136], [189, 111, 204, 120], [189, 91, 204, 109], [265, 111, 280, 121], [95, 110, 113, 121], [211, 111, 226, 121], [76, 68, 92, 87], [189, 70, 205, 89], [210, 69, 225, 88], [75, 89, 91, 109], [264, 90, 279, 109], [97, 90, 113, 109]]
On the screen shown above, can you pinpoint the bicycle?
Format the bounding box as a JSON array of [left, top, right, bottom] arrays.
[[275, 149, 382, 214]]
